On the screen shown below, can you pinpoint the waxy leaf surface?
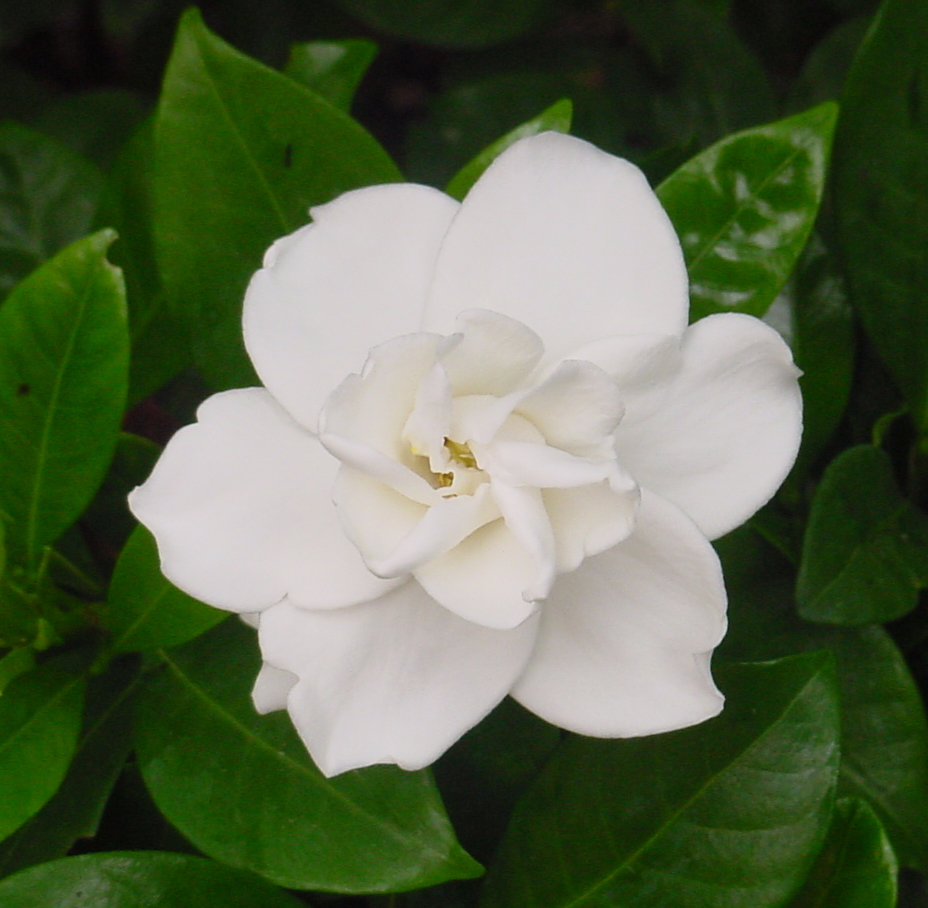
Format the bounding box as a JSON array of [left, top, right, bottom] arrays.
[[832, 0, 928, 429], [658, 102, 837, 322], [798, 445, 928, 625], [284, 40, 378, 112], [0, 852, 307, 907], [0, 230, 128, 569], [790, 798, 897, 908], [481, 654, 839, 908], [153, 10, 400, 389], [134, 620, 481, 893], [0, 662, 85, 843]]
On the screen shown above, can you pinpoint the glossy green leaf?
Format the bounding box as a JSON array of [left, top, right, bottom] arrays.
[[134, 620, 481, 893], [153, 9, 400, 389], [105, 525, 225, 655], [328, 0, 546, 47], [0, 852, 307, 907], [0, 662, 85, 842], [0, 658, 139, 876], [97, 121, 188, 405], [0, 647, 33, 695], [657, 102, 837, 322], [832, 0, 928, 430], [790, 797, 897, 908], [0, 230, 129, 570], [831, 626, 928, 872], [791, 235, 855, 464], [798, 445, 928, 625], [445, 99, 572, 201], [0, 123, 103, 299], [481, 654, 839, 908], [284, 40, 377, 111]]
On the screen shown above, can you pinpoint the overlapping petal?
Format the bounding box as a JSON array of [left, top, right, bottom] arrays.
[[424, 132, 689, 358], [258, 588, 539, 776], [243, 184, 459, 430], [512, 490, 726, 737], [128, 389, 399, 612], [613, 313, 802, 540]]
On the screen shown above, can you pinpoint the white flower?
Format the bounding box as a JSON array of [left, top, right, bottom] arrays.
[[129, 132, 801, 777]]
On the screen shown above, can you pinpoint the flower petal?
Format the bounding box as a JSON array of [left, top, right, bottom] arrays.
[[243, 184, 460, 430], [128, 388, 400, 612], [258, 588, 539, 776], [543, 481, 640, 572], [425, 132, 688, 357], [514, 359, 625, 457], [414, 520, 539, 630], [614, 313, 802, 540], [252, 662, 297, 713], [440, 309, 544, 396], [512, 490, 726, 737]]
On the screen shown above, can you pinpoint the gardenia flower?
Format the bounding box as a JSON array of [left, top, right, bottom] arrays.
[[129, 132, 801, 777]]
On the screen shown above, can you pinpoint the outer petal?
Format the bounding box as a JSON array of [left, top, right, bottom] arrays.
[[614, 313, 802, 540], [243, 184, 460, 430], [128, 389, 400, 612], [258, 587, 539, 776], [512, 490, 726, 737], [424, 132, 688, 358], [252, 663, 297, 713]]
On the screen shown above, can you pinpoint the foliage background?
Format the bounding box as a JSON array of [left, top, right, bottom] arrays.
[[1, 0, 928, 905]]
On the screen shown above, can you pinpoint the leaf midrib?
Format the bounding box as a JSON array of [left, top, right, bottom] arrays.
[[553, 668, 829, 908], [157, 649, 452, 860]]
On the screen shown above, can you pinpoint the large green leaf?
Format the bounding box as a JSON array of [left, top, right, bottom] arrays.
[[97, 121, 188, 405], [0, 123, 103, 299], [0, 661, 85, 843], [797, 445, 928, 625], [0, 230, 128, 570], [480, 654, 839, 908], [104, 525, 225, 656], [790, 797, 897, 908], [791, 235, 855, 465], [832, 626, 928, 872], [831, 0, 928, 430], [0, 658, 139, 877], [153, 9, 400, 389], [284, 40, 377, 112], [657, 103, 837, 322], [0, 852, 307, 907], [445, 99, 572, 201], [134, 620, 481, 893]]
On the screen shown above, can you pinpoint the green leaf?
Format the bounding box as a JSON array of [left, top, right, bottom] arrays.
[[0, 662, 85, 842], [0, 230, 129, 570], [0, 647, 33, 695], [657, 102, 838, 322], [445, 99, 572, 201], [831, 625, 928, 872], [791, 235, 855, 465], [831, 0, 928, 430], [134, 620, 481, 893], [797, 445, 928, 625], [284, 40, 377, 112], [0, 123, 103, 299], [790, 797, 897, 908], [97, 120, 188, 405], [153, 9, 400, 390], [480, 654, 840, 908], [0, 851, 308, 907], [105, 525, 225, 656], [328, 0, 547, 48], [0, 657, 139, 876]]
